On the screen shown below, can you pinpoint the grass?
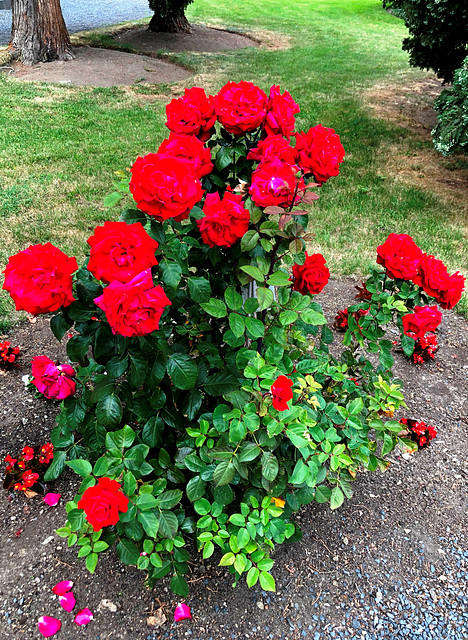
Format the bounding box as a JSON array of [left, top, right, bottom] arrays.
[[0, 0, 467, 329]]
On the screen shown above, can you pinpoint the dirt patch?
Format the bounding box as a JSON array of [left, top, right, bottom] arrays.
[[115, 24, 258, 54], [366, 75, 468, 212], [0, 279, 467, 639], [11, 46, 190, 87]]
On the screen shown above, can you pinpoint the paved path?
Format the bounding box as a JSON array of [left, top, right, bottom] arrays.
[[0, 0, 152, 46]]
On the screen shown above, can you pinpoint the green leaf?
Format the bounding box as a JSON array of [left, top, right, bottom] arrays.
[[241, 230, 260, 252], [142, 416, 165, 447], [50, 313, 73, 341], [348, 397, 364, 415], [301, 309, 328, 325], [96, 395, 122, 428], [261, 452, 279, 482], [43, 450, 67, 481], [401, 332, 416, 357], [315, 485, 332, 503], [116, 539, 140, 565], [216, 146, 233, 171], [120, 208, 147, 225], [129, 353, 149, 388], [219, 552, 236, 566], [330, 486, 345, 510], [159, 261, 182, 288], [86, 552, 99, 573], [157, 489, 183, 510], [213, 460, 236, 487], [238, 442, 260, 462], [93, 541, 109, 553], [259, 571, 276, 591], [167, 354, 198, 390], [200, 298, 227, 318], [241, 265, 265, 282], [188, 277, 211, 303], [257, 287, 274, 311], [229, 313, 246, 338], [203, 372, 239, 396], [246, 566, 259, 587], [158, 511, 179, 539], [186, 476, 207, 502], [66, 459, 92, 477], [267, 271, 291, 287], [138, 512, 160, 537], [279, 310, 298, 325], [225, 287, 244, 310], [67, 335, 91, 364], [203, 541, 215, 559], [245, 317, 264, 339], [170, 574, 189, 598]]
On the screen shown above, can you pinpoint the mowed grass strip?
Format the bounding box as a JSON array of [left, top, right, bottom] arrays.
[[0, 0, 466, 328]]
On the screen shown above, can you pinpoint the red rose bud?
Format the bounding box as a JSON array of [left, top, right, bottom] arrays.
[[165, 87, 216, 141], [197, 191, 250, 248], [87, 221, 159, 285], [437, 272, 465, 310], [249, 158, 305, 209], [2, 243, 77, 315], [402, 305, 442, 339], [376, 233, 423, 281], [294, 124, 345, 184], [271, 375, 294, 411], [94, 269, 171, 338], [130, 153, 204, 222], [263, 85, 300, 139], [31, 356, 76, 400], [158, 132, 213, 179], [292, 252, 330, 296], [247, 134, 298, 165], [215, 81, 268, 136], [77, 477, 129, 532]]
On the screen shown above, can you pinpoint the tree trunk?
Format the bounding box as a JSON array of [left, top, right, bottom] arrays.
[[11, 0, 74, 65], [148, 5, 191, 33]]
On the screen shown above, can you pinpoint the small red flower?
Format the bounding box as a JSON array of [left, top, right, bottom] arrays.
[[21, 446, 35, 461], [22, 470, 39, 488], [271, 376, 294, 411], [39, 442, 54, 464], [4, 454, 17, 472]]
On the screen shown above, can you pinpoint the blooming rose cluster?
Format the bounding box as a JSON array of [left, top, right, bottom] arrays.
[[4, 442, 54, 491], [377, 233, 465, 310], [0, 340, 20, 367], [400, 418, 437, 449]]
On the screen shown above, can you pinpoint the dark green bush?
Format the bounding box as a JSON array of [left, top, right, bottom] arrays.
[[432, 57, 468, 155]]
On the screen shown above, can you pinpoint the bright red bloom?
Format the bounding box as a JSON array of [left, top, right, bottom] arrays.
[[271, 376, 294, 411], [249, 159, 304, 208], [376, 234, 423, 280], [294, 124, 345, 184], [77, 477, 129, 532], [247, 134, 298, 164], [263, 85, 300, 139], [130, 154, 204, 222], [437, 272, 465, 310], [4, 454, 16, 472], [158, 132, 213, 178], [38, 442, 54, 464], [2, 243, 77, 315], [215, 81, 268, 136], [197, 191, 250, 248], [402, 305, 442, 339], [428, 425, 437, 440], [413, 253, 449, 298], [413, 334, 439, 363], [31, 356, 76, 400], [87, 221, 159, 285], [166, 87, 216, 141], [0, 341, 20, 366], [21, 446, 35, 462], [94, 269, 171, 337], [292, 252, 330, 296], [334, 307, 369, 331], [21, 470, 39, 488]]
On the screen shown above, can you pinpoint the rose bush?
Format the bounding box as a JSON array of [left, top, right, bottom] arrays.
[[3, 81, 464, 598]]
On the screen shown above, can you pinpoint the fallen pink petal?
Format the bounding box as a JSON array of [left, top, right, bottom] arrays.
[[44, 493, 61, 506], [74, 608, 94, 626], [38, 615, 62, 638], [174, 603, 192, 622], [59, 591, 76, 612], [52, 580, 73, 596]]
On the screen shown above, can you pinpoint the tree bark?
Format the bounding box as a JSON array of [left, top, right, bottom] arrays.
[[11, 0, 74, 65], [148, 5, 191, 33]]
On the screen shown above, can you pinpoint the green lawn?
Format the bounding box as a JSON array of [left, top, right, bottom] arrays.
[[0, 0, 466, 327]]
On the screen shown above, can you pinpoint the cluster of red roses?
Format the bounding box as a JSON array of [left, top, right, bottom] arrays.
[[400, 418, 437, 448], [334, 307, 369, 331], [0, 340, 20, 367], [4, 442, 54, 491]]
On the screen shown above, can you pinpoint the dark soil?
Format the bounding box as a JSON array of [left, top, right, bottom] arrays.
[[0, 279, 467, 640], [115, 24, 258, 54]]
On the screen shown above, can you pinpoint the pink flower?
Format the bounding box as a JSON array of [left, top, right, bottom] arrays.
[[174, 603, 192, 622], [38, 616, 62, 638], [44, 493, 61, 507], [31, 356, 76, 400], [59, 591, 76, 612], [74, 608, 94, 626], [52, 580, 73, 596]]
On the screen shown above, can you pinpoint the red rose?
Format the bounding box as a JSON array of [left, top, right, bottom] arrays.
[[249, 159, 304, 208], [87, 221, 159, 285], [294, 124, 345, 184], [247, 134, 298, 164], [158, 132, 213, 179], [130, 153, 204, 222], [197, 191, 250, 248], [376, 233, 423, 280], [215, 81, 268, 136], [271, 375, 294, 411], [31, 355, 77, 400], [166, 87, 216, 141], [77, 477, 129, 532], [263, 85, 300, 139], [413, 253, 450, 298], [2, 243, 77, 315], [437, 272, 465, 310], [94, 269, 171, 337], [402, 305, 442, 339], [292, 252, 330, 296]]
